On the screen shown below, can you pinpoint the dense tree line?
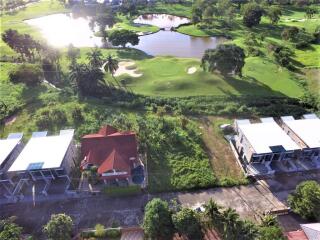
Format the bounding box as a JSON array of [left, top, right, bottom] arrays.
[[2, 29, 63, 86], [143, 198, 285, 240]]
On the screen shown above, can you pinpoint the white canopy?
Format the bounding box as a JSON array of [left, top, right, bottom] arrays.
[[8, 130, 74, 172], [283, 117, 320, 148], [0, 133, 23, 167], [238, 121, 300, 154]]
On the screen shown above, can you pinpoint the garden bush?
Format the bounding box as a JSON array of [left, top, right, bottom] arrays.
[[9, 64, 43, 86]]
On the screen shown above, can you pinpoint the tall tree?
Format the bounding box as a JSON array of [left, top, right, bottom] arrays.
[[288, 181, 320, 221], [86, 47, 104, 69], [305, 6, 318, 19], [221, 207, 241, 239], [203, 199, 222, 229], [69, 63, 105, 96], [108, 30, 139, 48], [67, 44, 80, 66], [143, 198, 174, 240], [172, 208, 203, 240], [201, 44, 246, 76], [241, 2, 264, 28], [266, 6, 282, 25], [103, 54, 122, 89]]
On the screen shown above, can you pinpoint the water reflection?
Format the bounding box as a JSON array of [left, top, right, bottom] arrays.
[[24, 13, 102, 47], [129, 31, 226, 58], [133, 13, 190, 29], [24, 13, 226, 58]]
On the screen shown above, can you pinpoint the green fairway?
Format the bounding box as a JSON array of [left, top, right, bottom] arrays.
[[114, 56, 302, 97]]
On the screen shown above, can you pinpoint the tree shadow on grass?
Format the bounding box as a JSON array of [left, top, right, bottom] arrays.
[[20, 84, 52, 115], [251, 23, 284, 40], [222, 74, 287, 97]]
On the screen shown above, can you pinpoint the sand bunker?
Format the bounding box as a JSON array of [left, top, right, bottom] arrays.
[[114, 61, 143, 78], [187, 67, 197, 74]]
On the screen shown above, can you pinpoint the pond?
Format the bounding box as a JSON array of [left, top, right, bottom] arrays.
[[24, 13, 102, 47], [133, 13, 190, 29], [25, 13, 226, 58]]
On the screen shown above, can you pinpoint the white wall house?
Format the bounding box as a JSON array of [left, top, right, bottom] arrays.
[[280, 114, 320, 162], [234, 118, 300, 173]]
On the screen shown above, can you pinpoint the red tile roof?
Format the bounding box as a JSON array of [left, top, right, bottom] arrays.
[[286, 230, 308, 240], [81, 125, 138, 177]]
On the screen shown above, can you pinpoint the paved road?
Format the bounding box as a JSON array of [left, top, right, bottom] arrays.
[[1, 170, 319, 237], [0, 183, 286, 236]]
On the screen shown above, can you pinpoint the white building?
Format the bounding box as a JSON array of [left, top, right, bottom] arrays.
[[281, 114, 320, 162], [2, 130, 75, 198], [0, 133, 23, 174], [234, 118, 300, 173]]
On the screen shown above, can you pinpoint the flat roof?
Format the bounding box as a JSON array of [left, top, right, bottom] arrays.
[[283, 116, 320, 148], [0, 134, 23, 167], [8, 130, 74, 172], [237, 120, 300, 154]]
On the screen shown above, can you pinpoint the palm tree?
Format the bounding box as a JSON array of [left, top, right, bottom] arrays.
[[237, 220, 259, 240], [203, 199, 222, 228], [103, 54, 123, 89], [69, 63, 85, 95], [221, 207, 240, 240], [86, 47, 104, 69]]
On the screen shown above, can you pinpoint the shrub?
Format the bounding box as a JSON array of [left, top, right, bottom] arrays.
[[43, 214, 73, 240], [94, 224, 106, 238], [105, 228, 121, 238], [9, 64, 43, 86]]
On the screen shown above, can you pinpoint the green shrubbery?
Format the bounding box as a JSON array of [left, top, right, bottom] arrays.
[[9, 64, 43, 86], [80, 226, 121, 240]]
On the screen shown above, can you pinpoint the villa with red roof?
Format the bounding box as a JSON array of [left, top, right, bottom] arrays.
[[81, 125, 144, 185]]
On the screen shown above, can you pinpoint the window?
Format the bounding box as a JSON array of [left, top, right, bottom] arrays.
[[273, 154, 280, 161], [284, 152, 293, 159], [265, 155, 271, 161], [251, 156, 260, 163]]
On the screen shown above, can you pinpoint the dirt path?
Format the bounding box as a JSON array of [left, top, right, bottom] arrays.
[[198, 116, 244, 180]]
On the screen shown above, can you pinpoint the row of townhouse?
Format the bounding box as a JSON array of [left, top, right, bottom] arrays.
[[233, 114, 320, 175]]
